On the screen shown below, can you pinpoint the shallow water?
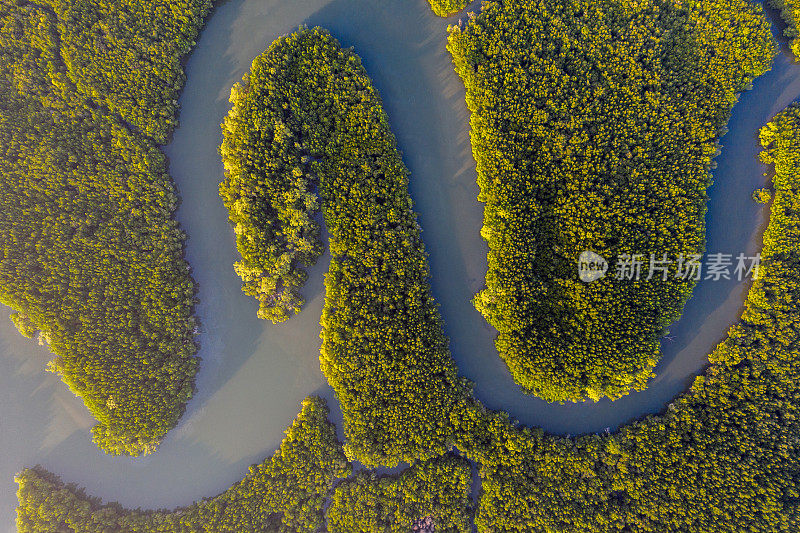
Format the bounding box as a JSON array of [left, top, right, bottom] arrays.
[[0, 0, 798, 529]]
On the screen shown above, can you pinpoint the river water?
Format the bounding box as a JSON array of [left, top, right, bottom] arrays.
[[0, 0, 798, 529]]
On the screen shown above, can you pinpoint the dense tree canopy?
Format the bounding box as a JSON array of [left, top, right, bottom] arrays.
[[16, 406, 475, 533], [446, 103, 800, 531], [220, 27, 467, 467], [448, 0, 777, 401], [429, 0, 470, 17], [327, 454, 473, 533], [16, 397, 351, 533], [0, 0, 211, 454], [45, 0, 212, 143], [14, 16, 800, 533]]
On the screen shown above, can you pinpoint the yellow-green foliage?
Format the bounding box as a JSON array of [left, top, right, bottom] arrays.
[[448, 0, 776, 402], [15, 397, 351, 533], [327, 454, 473, 533], [9, 312, 36, 339], [429, 0, 470, 17], [15, 65, 800, 533], [0, 0, 211, 455], [13, 6, 800, 533], [769, 0, 800, 58], [446, 104, 800, 531], [44, 0, 211, 143], [220, 69, 323, 324], [220, 27, 466, 468], [753, 187, 773, 203]]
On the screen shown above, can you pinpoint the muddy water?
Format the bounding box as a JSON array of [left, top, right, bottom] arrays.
[[0, 0, 797, 529]]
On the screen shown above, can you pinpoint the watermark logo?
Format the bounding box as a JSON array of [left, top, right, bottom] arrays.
[[578, 250, 609, 282], [577, 251, 760, 283]]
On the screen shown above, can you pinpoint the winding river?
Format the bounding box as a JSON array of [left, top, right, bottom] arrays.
[[1, 0, 799, 530]]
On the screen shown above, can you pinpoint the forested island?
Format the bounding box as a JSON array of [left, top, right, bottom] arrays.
[[448, 0, 776, 401], [10, 0, 800, 531], [19, 134, 800, 528], [428, 0, 470, 17], [0, 0, 211, 455], [220, 28, 467, 467], [438, 102, 800, 531]]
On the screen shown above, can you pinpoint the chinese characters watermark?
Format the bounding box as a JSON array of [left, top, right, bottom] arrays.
[[578, 251, 760, 283]]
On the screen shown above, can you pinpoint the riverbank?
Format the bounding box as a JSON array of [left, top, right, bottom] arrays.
[[0, 0, 797, 529]]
